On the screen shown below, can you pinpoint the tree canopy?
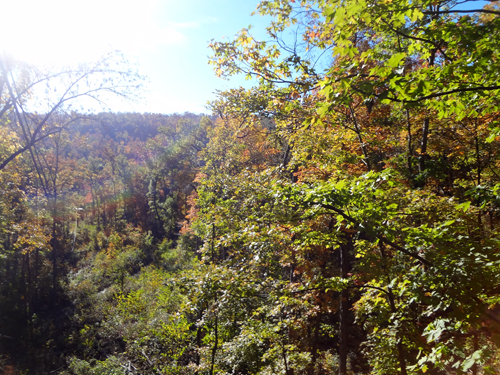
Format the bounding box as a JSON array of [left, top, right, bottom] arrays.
[[1, 1, 500, 374]]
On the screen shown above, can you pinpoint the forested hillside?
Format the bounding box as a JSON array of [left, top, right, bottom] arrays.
[[1, 0, 500, 374], [0, 109, 210, 373]]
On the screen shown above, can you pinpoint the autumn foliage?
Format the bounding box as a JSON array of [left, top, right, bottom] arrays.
[[2, 1, 500, 374]]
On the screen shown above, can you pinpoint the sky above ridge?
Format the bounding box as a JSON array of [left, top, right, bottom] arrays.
[[0, 0, 270, 114], [0, 0, 489, 115]]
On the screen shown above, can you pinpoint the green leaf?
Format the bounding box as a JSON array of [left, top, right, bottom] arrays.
[[457, 201, 471, 212], [386, 53, 406, 68]]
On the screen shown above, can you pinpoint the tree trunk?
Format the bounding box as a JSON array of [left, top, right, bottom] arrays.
[[387, 289, 407, 375], [210, 313, 218, 375], [418, 117, 429, 173], [339, 238, 352, 375]]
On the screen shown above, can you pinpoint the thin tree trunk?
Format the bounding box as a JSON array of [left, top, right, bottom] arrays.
[[380, 244, 407, 375], [348, 103, 371, 171], [210, 313, 218, 375], [406, 109, 414, 178], [339, 238, 352, 375], [387, 290, 407, 375], [51, 217, 57, 306], [419, 117, 429, 173], [418, 47, 436, 175]]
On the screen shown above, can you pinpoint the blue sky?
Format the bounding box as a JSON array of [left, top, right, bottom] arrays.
[[0, 0, 270, 114], [134, 0, 272, 114], [0, 0, 489, 115]]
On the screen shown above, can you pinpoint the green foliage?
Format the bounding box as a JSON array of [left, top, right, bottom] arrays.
[[0, 112, 207, 373], [3, 0, 500, 373], [203, 1, 500, 373], [64, 356, 126, 375]]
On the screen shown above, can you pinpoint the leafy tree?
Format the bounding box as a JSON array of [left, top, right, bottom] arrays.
[[0, 51, 144, 171], [202, 1, 500, 374]]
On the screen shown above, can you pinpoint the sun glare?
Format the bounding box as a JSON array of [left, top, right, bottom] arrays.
[[0, 0, 179, 66]]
